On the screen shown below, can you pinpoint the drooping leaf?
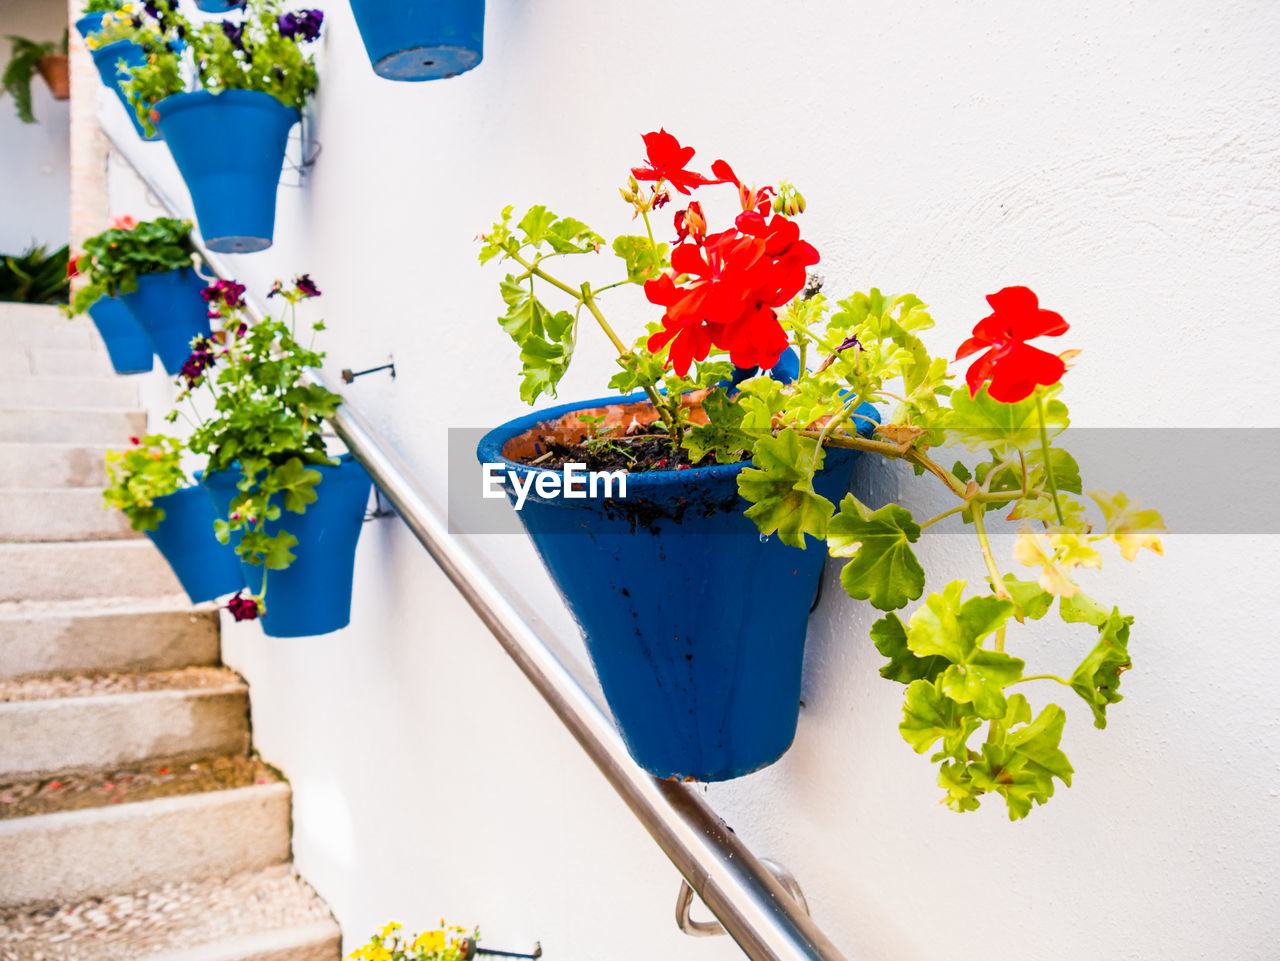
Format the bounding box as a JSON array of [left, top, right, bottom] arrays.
[[827, 497, 925, 611], [968, 697, 1074, 820], [267, 457, 323, 514], [737, 429, 833, 548], [1069, 607, 1133, 728], [612, 235, 670, 283], [900, 678, 981, 759], [947, 386, 1069, 458], [1001, 575, 1054, 622], [1059, 590, 1110, 626], [871, 613, 947, 684]]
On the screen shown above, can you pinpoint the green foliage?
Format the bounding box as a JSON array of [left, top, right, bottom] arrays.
[[496, 274, 575, 404], [827, 497, 925, 611], [84, 3, 172, 51], [69, 217, 196, 314], [126, 0, 319, 136], [0, 244, 70, 304], [102, 434, 187, 531], [737, 429, 833, 548], [1069, 608, 1133, 728], [871, 613, 947, 684], [184, 279, 342, 578], [613, 235, 669, 283], [947, 385, 1069, 458], [683, 387, 754, 465], [3, 35, 55, 123], [82, 0, 126, 13]]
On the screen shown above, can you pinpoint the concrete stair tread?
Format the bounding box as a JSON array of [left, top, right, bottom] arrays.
[[0, 377, 138, 410], [0, 666, 243, 704], [0, 779, 293, 908], [0, 408, 146, 445], [0, 865, 338, 961], [0, 443, 115, 489], [0, 488, 140, 542], [0, 594, 204, 619], [0, 541, 185, 603]]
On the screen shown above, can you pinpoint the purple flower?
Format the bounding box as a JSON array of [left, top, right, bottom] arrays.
[[226, 592, 260, 622], [295, 274, 321, 298], [201, 278, 246, 309], [266, 279, 284, 299], [221, 20, 244, 48], [180, 336, 217, 387], [835, 333, 862, 354], [278, 9, 323, 42]]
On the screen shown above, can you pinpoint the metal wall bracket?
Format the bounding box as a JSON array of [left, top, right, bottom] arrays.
[[677, 859, 811, 937], [342, 358, 396, 384]]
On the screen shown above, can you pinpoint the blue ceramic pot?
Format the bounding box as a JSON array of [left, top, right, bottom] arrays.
[[145, 485, 246, 604], [348, 0, 484, 81], [74, 13, 105, 42], [153, 90, 299, 254], [476, 394, 879, 782], [202, 456, 372, 638], [86, 296, 153, 374], [88, 39, 158, 141], [118, 267, 211, 375], [192, 0, 245, 11]]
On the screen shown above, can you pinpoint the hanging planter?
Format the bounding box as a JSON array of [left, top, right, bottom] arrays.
[[348, 0, 485, 81], [36, 54, 69, 99], [86, 295, 154, 374], [192, 0, 246, 11], [152, 90, 298, 253], [88, 40, 159, 140], [478, 394, 875, 781], [144, 485, 246, 604], [202, 455, 371, 638], [74, 13, 106, 43], [117, 266, 212, 374]]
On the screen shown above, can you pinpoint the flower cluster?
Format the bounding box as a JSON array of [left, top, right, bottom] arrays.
[[202, 278, 246, 314], [277, 9, 323, 42], [179, 335, 217, 387], [348, 922, 476, 961], [226, 591, 261, 622], [636, 132, 818, 376], [956, 286, 1071, 402], [267, 273, 321, 300]]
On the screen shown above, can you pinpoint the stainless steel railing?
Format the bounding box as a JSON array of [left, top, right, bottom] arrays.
[[101, 121, 855, 961]]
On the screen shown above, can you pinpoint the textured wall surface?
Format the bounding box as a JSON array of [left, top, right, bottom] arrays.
[[104, 1, 1280, 959], [0, 0, 71, 252]]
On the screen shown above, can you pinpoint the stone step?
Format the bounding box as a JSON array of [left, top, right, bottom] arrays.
[[0, 598, 219, 680], [0, 779, 291, 907], [0, 376, 139, 409], [0, 408, 145, 445], [0, 489, 140, 542], [0, 541, 183, 603], [0, 668, 249, 781], [2, 347, 116, 378], [0, 865, 339, 961], [0, 443, 112, 489], [0, 305, 101, 351]]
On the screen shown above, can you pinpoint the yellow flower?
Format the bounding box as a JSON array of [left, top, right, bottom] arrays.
[[379, 922, 402, 939], [413, 930, 447, 953]]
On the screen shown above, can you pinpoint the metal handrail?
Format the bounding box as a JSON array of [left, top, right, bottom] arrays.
[[101, 123, 853, 961]]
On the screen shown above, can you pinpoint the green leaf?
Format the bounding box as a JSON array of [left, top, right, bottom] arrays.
[[939, 652, 1026, 719], [238, 529, 298, 570], [737, 429, 833, 549], [827, 498, 925, 611], [1059, 590, 1111, 626], [871, 613, 948, 684], [1001, 575, 1054, 622], [682, 388, 754, 465], [947, 386, 1069, 458], [612, 235, 670, 283], [900, 679, 981, 759], [266, 457, 323, 514], [1069, 608, 1133, 728], [495, 276, 577, 404], [968, 697, 1074, 820], [516, 205, 557, 246]]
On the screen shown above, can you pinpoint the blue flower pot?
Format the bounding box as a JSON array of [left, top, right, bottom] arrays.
[[86, 296, 153, 374], [152, 90, 299, 254], [202, 456, 372, 638], [75, 13, 105, 42], [476, 394, 879, 782], [145, 485, 246, 604], [118, 267, 211, 375], [89, 39, 159, 141], [348, 0, 484, 81], [193, 0, 245, 11]]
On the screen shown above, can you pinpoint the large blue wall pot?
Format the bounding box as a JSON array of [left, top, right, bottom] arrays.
[[86, 296, 153, 375], [476, 393, 879, 782], [145, 485, 246, 604], [74, 13, 105, 42], [348, 0, 484, 81], [117, 267, 211, 375], [153, 90, 298, 254], [202, 456, 372, 638], [88, 40, 158, 141]]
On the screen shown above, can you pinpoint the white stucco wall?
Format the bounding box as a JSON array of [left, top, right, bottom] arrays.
[[105, 1, 1280, 959], [0, 0, 70, 253]]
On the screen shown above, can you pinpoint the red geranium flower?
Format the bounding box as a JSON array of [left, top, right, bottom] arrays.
[[109, 215, 137, 230], [631, 129, 714, 195], [956, 286, 1070, 402], [226, 592, 261, 622]]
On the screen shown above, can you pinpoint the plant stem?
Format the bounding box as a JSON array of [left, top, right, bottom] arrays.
[[1036, 389, 1065, 525], [971, 504, 1010, 599], [920, 504, 967, 529], [1013, 673, 1072, 687]]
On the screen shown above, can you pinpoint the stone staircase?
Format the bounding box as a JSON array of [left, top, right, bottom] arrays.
[[0, 303, 341, 961]]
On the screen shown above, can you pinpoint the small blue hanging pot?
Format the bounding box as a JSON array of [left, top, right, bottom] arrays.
[[145, 485, 246, 604], [152, 90, 299, 254], [86, 296, 153, 375], [476, 392, 879, 782], [202, 455, 372, 638], [74, 13, 105, 42], [88, 39, 159, 141], [117, 267, 211, 375], [348, 0, 484, 81], [192, 0, 245, 11]]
